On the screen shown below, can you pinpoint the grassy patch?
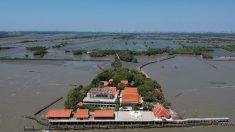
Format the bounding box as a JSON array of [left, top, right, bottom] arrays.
[[221, 45, 235, 52], [176, 46, 213, 55], [26, 46, 48, 57], [0, 46, 14, 50]]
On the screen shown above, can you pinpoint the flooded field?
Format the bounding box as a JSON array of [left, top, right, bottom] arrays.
[[1, 33, 235, 132], [0, 56, 235, 131], [1, 32, 235, 59], [143, 56, 235, 120], [0, 60, 110, 132], [0, 33, 182, 59]]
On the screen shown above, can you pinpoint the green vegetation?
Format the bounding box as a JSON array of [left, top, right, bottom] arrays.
[[89, 47, 174, 59], [89, 49, 136, 62], [95, 59, 168, 104], [64, 84, 95, 110], [79, 104, 101, 112], [89, 49, 114, 57], [221, 45, 235, 52], [111, 57, 122, 69], [202, 53, 213, 59], [0, 46, 14, 50], [72, 50, 85, 55], [144, 47, 175, 56], [86, 46, 216, 62], [52, 42, 68, 48], [118, 50, 135, 62], [64, 58, 170, 110], [143, 102, 154, 111], [26, 46, 48, 57], [113, 34, 136, 40], [176, 46, 213, 55]]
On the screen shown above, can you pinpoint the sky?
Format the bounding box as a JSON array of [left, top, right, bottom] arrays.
[[0, 0, 235, 33]]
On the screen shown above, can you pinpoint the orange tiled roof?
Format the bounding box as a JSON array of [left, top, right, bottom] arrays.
[[122, 93, 141, 104], [46, 109, 72, 118], [120, 80, 128, 85], [94, 110, 114, 118], [122, 87, 138, 94], [152, 103, 170, 119], [74, 109, 89, 119], [101, 81, 109, 86]]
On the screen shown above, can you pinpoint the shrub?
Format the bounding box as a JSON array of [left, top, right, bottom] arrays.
[[72, 50, 84, 55], [118, 50, 134, 62], [202, 53, 213, 59], [26, 46, 48, 57]]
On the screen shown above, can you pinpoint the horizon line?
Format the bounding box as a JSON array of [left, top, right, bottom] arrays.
[[1, 30, 235, 34]]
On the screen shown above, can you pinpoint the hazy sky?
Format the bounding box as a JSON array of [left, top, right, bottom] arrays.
[[0, 0, 235, 32]]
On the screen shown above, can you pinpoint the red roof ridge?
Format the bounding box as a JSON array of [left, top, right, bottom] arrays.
[[46, 109, 72, 118], [152, 103, 170, 119], [94, 110, 114, 118], [74, 109, 89, 119]]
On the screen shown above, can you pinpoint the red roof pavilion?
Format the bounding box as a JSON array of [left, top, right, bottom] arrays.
[[121, 87, 138, 95], [46, 109, 72, 118], [152, 103, 171, 119], [94, 110, 114, 118], [74, 109, 89, 119], [121, 87, 141, 104], [122, 93, 141, 104]]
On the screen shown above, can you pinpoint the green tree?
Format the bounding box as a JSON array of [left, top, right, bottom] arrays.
[[143, 102, 153, 111], [111, 57, 122, 69]]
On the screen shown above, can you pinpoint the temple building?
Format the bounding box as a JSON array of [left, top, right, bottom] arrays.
[[83, 87, 119, 107], [93, 110, 115, 120], [120, 87, 143, 106], [73, 109, 89, 120], [152, 103, 171, 119], [46, 109, 72, 119]]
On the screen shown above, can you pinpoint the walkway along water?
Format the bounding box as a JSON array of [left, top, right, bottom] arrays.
[[23, 54, 235, 131], [24, 117, 235, 131], [34, 97, 63, 116], [138, 55, 177, 78]]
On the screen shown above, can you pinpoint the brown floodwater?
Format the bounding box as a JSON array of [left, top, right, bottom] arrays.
[[143, 56, 235, 120], [0, 56, 235, 132], [94, 55, 235, 132], [0, 60, 109, 132]]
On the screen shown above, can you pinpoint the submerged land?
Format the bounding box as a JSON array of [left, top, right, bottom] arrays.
[[0, 32, 235, 131], [0, 32, 235, 60]]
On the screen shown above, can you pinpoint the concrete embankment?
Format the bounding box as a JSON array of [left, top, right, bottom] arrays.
[[24, 117, 234, 131], [34, 97, 63, 116], [138, 55, 177, 78]]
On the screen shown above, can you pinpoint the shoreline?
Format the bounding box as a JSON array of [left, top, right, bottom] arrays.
[[25, 117, 234, 131], [22, 54, 235, 131]]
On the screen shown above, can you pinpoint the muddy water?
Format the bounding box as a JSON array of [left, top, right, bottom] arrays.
[[143, 56, 235, 120], [0, 60, 109, 132], [0, 56, 234, 132]]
